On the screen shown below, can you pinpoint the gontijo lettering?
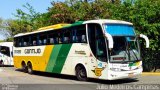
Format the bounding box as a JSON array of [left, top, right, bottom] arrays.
[[24, 48, 41, 54]]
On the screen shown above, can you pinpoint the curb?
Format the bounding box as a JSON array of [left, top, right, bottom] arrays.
[[142, 72, 160, 76]]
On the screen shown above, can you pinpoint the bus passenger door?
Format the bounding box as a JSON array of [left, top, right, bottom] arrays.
[[88, 23, 108, 78]]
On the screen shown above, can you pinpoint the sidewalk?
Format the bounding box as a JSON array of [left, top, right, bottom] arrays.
[[142, 72, 160, 76]]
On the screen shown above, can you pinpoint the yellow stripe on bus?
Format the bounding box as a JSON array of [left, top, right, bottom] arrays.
[[38, 24, 70, 30], [14, 45, 54, 72]]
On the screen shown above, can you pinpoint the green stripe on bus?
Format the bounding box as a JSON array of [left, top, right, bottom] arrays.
[[129, 62, 136, 66], [52, 44, 72, 73], [46, 45, 62, 72]]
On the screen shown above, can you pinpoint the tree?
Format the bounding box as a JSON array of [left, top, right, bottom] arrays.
[[47, 0, 116, 24], [0, 18, 12, 40], [7, 3, 47, 36]]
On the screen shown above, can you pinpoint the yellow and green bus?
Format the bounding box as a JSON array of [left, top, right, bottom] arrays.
[[14, 19, 149, 80]]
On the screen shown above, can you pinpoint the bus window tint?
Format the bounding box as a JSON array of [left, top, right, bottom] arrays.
[[58, 31, 63, 44], [47, 32, 52, 44], [48, 31, 59, 44], [0, 46, 10, 57], [63, 29, 71, 43], [53, 32, 59, 44], [77, 29, 86, 43], [48, 33, 54, 44], [72, 25, 86, 43], [30, 35, 37, 46], [14, 38, 19, 47], [18, 38, 22, 47], [22, 36, 29, 46], [72, 29, 77, 42], [39, 33, 47, 45], [14, 25, 86, 47]]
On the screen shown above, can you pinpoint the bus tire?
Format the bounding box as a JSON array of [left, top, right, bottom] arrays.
[[75, 65, 87, 81], [27, 62, 33, 74], [21, 61, 27, 73]]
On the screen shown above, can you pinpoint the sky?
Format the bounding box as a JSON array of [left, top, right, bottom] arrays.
[[0, 0, 64, 40], [0, 0, 57, 19]]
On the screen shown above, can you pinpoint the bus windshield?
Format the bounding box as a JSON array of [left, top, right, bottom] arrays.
[[0, 46, 10, 57], [104, 24, 140, 62], [110, 36, 140, 62]]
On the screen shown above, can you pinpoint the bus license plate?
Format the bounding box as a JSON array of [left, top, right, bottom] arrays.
[[128, 73, 134, 77]]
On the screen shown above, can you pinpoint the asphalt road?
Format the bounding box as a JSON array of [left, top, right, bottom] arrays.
[[0, 67, 160, 90]]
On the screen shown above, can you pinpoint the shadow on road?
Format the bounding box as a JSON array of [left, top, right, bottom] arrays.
[[16, 69, 139, 84], [0, 65, 14, 67], [89, 78, 139, 84]]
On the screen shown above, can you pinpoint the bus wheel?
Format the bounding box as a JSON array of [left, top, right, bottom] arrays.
[[75, 65, 87, 81], [21, 62, 27, 73], [27, 62, 33, 74]]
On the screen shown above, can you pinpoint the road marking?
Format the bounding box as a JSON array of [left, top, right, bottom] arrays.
[[142, 72, 160, 76]]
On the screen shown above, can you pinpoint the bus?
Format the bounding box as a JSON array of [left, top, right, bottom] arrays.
[[0, 42, 13, 66], [13, 19, 149, 80]]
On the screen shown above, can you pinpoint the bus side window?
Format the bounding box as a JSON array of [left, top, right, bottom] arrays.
[[48, 31, 59, 44], [19, 42, 22, 47], [58, 32, 63, 44], [14, 38, 19, 47], [39, 40, 42, 45], [75, 25, 86, 43], [72, 36, 77, 42], [50, 38, 54, 44], [72, 29, 77, 42], [48, 32, 53, 44], [30, 35, 37, 46], [43, 39, 47, 44], [33, 41, 37, 45], [81, 35, 86, 42], [63, 29, 71, 43], [64, 37, 69, 43], [24, 42, 27, 46], [54, 37, 58, 44], [22, 36, 29, 46], [53, 31, 59, 44], [39, 33, 47, 45], [15, 38, 22, 47]]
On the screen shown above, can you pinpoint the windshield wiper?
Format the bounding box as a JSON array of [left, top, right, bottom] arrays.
[[121, 41, 129, 63], [130, 49, 139, 61]]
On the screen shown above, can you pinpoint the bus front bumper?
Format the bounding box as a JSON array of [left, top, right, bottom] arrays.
[[108, 68, 142, 80]]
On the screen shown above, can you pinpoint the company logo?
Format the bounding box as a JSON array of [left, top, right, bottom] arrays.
[[92, 68, 105, 76], [24, 48, 41, 54], [75, 50, 86, 55]]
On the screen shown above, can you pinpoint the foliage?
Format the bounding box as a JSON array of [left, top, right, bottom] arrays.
[[7, 3, 47, 36], [47, 0, 120, 24], [0, 18, 12, 40]]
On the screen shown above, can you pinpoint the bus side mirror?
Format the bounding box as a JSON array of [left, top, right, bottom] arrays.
[[139, 34, 149, 48], [104, 33, 113, 49]]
